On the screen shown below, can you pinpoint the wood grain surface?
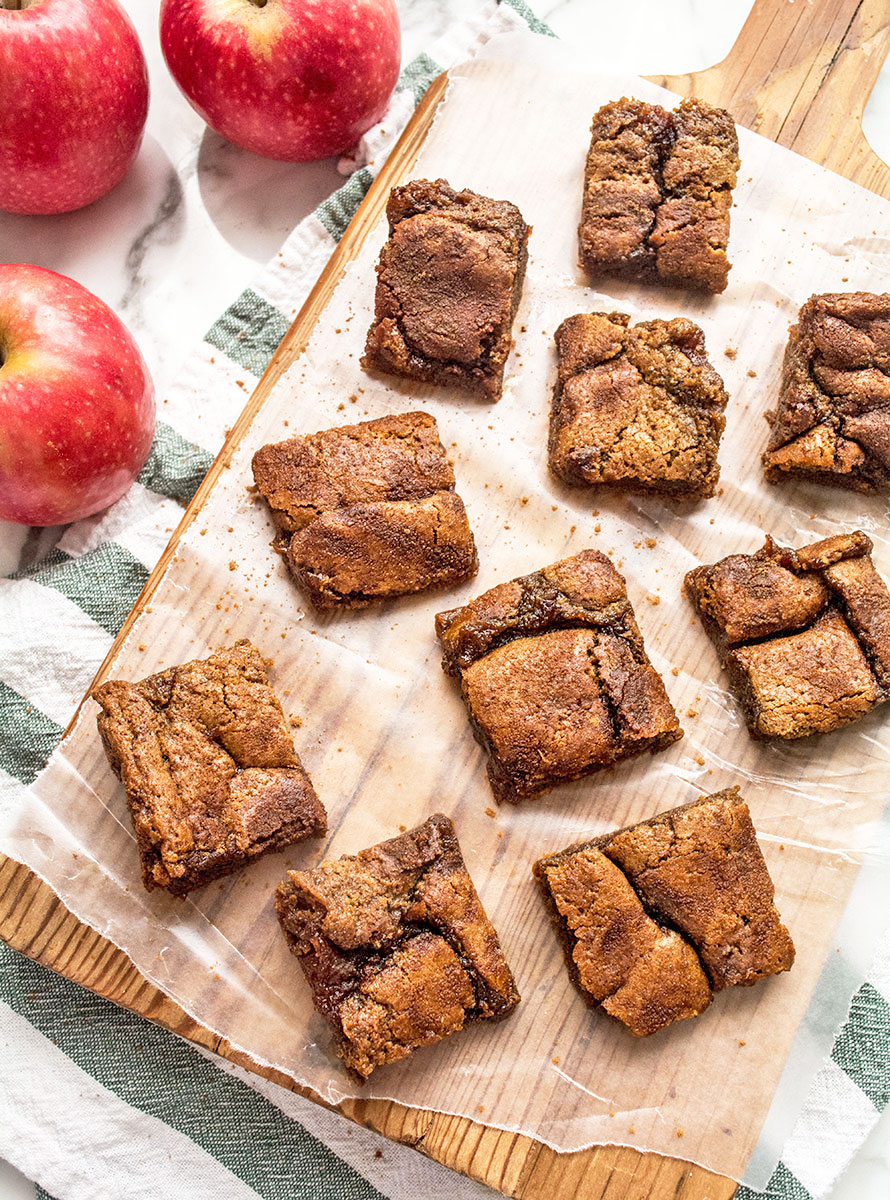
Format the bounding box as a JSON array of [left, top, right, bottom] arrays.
[[3, 2, 889, 1196]]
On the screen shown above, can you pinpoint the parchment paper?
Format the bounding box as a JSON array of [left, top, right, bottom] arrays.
[[6, 32, 890, 1186]]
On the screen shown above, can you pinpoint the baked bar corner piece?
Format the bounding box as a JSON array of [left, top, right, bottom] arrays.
[[763, 292, 890, 493], [362, 178, 531, 400], [92, 639, 326, 897], [685, 529, 890, 739], [580, 96, 739, 294], [275, 812, 520, 1079], [435, 549, 682, 803], [550, 311, 728, 499], [251, 410, 478, 610]]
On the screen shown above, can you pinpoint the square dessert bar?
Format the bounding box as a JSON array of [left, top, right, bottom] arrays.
[[580, 97, 739, 294], [252, 411, 478, 610], [550, 312, 728, 499], [763, 292, 890, 493], [686, 530, 890, 739], [275, 813, 519, 1079], [93, 640, 326, 897], [534, 787, 794, 1036], [435, 550, 682, 803], [362, 178, 530, 400]]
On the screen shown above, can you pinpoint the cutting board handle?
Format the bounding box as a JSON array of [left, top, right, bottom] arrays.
[[647, 0, 890, 199]]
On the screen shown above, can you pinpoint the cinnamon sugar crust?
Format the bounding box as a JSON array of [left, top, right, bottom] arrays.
[[362, 179, 530, 400], [93, 640, 326, 897], [550, 311, 728, 499], [580, 97, 739, 294], [686, 531, 890, 739], [534, 788, 794, 1035], [436, 550, 682, 803], [763, 293, 890, 493], [252, 411, 478, 610], [275, 813, 519, 1079]]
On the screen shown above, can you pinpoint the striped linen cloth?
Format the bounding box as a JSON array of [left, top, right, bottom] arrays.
[[1, 3, 888, 1197]]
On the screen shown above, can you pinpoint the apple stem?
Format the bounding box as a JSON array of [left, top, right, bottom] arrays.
[[2, 1, 24, 10]]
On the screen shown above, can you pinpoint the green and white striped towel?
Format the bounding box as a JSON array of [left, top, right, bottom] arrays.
[[1, 3, 888, 1197]]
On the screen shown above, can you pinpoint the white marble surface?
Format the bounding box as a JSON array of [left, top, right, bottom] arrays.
[[0, 0, 888, 1196]]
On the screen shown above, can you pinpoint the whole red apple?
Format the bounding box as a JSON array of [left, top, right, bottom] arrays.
[[0, 0, 149, 215], [0, 265, 156, 527], [160, 0, 401, 162]]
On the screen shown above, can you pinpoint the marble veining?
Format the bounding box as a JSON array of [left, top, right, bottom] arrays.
[[120, 165, 186, 316]]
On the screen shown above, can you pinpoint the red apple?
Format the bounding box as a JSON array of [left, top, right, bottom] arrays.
[[160, 0, 401, 162], [0, 0, 149, 215], [0, 265, 156, 526]]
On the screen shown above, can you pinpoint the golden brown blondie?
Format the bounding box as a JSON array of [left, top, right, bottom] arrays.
[[686, 530, 890, 739], [550, 311, 728, 498], [580, 97, 739, 293], [363, 179, 530, 400], [436, 550, 682, 802], [93, 640, 325, 896], [763, 293, 890, 493], [275, 814, 519, 1078], [252, 411, 478, 610], [534, 788, 794, 1035]]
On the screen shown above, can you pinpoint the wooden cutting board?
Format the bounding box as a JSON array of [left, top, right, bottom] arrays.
[[3, 1, 890, 1195]]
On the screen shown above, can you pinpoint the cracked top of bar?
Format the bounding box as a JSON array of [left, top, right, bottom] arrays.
[[93, 640, 326, 896], [686, 530, 890, 739], [253, 411, 455, 534], [362, 178, 530, 400], [533, 845, 711, 1036], [275, 813, 519, 1079], [252, 411, 478, 610], [549, 312, 728, 499], [603, 787, 796, 989], [580, 97, 739, 294], [534, 788, 793, 1035], [436, 549, 632, 675], [435, 551, 682, 802], [763, 292, 890, 493]]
